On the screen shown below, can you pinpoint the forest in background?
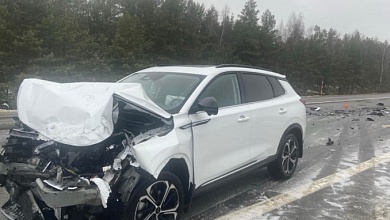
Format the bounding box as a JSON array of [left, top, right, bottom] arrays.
[[0, 0, 389, 107]]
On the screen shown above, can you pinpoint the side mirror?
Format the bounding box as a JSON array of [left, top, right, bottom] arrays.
[[198, 97, 218, 116]]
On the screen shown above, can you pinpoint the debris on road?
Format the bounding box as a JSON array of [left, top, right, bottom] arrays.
[[366, 117, 375, 121], [326, 138, 334, 146], [370, 111, 385, 116], [382, 125, 390, 128], [307, 102, 390, 120]]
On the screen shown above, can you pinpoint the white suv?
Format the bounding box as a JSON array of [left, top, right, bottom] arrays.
[[0, 65, 306, 220]]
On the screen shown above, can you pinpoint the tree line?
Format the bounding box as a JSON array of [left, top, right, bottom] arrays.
[[0, 0, 389, 106]]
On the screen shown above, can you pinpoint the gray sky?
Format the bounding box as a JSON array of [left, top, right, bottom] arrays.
[[195, 0, 389, 42]]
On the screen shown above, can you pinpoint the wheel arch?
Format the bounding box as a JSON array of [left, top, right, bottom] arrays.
[[159, 157, 194, 213], [160, 158, 190, 191], [280, 123, 303, 158]]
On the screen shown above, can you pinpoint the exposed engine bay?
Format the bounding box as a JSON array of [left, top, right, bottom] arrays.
[[0, 80, 174, 220]]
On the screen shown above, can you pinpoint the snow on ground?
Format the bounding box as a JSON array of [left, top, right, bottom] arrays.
[[374, 138, 390, 220]]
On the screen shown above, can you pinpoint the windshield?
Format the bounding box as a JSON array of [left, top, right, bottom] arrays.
[[119, 72, 205, 114]]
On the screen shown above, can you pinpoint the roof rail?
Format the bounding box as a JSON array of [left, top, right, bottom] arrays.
[[215, 64, 272, 72]]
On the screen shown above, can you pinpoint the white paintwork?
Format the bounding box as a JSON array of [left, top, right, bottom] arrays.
[[189, 105, 252, 186], [136, 67, 306, 188], [18, 66, 305, 191], [249, 80, 306, 160]]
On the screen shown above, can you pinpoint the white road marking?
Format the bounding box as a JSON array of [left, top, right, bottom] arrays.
[[216, 153, 390, 220]]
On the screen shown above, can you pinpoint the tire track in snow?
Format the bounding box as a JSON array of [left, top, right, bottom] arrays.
[[326, 120, 377, 220], [306, 120, 352, 219], [314, 120, 351, 179]]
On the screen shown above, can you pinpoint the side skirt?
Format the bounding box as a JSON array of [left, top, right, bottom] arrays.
[[193, 156, 276, 197]]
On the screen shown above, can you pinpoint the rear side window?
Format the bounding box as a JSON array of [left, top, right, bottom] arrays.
[[269, 77, 285, 97], [241, 73, 274, 102]]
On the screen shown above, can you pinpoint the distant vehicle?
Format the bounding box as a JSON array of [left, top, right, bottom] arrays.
[[0, 64, 306, 220]]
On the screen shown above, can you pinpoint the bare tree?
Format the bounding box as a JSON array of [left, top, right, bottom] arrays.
[[286, 12, 305, 50], [219, 5, 230, 46]]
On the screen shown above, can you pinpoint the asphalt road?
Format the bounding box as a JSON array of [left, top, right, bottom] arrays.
[[1, 93, 390, 219]]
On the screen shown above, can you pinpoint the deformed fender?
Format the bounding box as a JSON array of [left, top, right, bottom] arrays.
[[132, 129, 194, 185], [154, 154, 192, 182], [154, 155, 194, 213]]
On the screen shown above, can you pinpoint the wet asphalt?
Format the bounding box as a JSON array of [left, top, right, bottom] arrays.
[[1, 94, 390, 220]]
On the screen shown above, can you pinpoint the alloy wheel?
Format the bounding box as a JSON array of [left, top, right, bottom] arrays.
[[134, 180, 180, 220], [281, 138, 298, 174]]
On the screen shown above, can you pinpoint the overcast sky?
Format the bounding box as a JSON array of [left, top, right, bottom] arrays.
[[195, 0, 389, 42]]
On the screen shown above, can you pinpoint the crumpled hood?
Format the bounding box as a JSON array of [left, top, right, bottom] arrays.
[[17, 79, 171, 146]]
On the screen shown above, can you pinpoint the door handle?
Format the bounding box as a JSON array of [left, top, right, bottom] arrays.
[[238, 115, 250, 122], [279, 108, 287, 114]]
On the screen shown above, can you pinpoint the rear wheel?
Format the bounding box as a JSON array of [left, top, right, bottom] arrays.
[[268, 133, 299, 179], [124, 172, 184, 220]]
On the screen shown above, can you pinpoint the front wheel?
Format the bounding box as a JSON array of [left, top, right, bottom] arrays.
[[124, 172, 184, 220], [267, 133, 299, 179]]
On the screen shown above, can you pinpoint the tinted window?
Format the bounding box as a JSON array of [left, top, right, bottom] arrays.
[[198, 74, 241, 108], [269, 77, 285, 97], [242, 74, 274, 102]]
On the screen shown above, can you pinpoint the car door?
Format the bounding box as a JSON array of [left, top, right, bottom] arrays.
[[189, 73, 252, 187], [240, 73, 289, 160]]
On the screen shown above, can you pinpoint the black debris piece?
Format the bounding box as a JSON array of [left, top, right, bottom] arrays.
[[366, 117, 375, 121], [326, 138, 334, 146], [371, 111, 384, 116], [334, 110, 345, 114], [350, 126, 354, 130], [377, 103, 385, 106]]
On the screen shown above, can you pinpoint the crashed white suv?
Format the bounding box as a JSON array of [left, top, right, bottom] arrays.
[[0, 64, 306, 220]]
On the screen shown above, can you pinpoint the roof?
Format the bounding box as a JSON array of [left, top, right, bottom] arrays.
[[136, 65, 286, 79]]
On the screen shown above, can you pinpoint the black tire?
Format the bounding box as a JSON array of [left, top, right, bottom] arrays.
[[123, 171, 184, 220], [267, 133, 299, 179]]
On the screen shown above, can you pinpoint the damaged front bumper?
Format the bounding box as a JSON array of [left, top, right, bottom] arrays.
[[0, 84, 175, 219], [0, 128, 152, 220], [1, 176, 101, 220], [0, 163, 146, 220]]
